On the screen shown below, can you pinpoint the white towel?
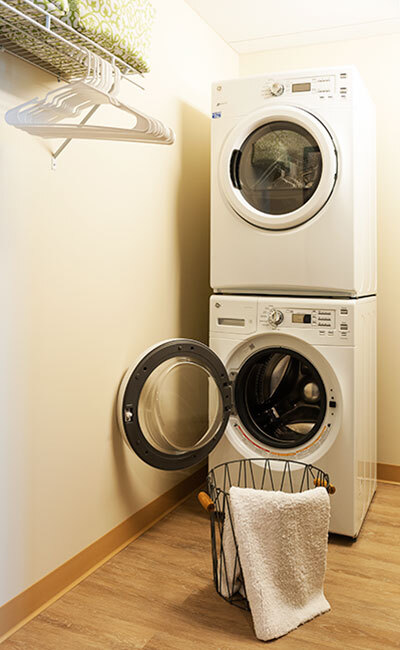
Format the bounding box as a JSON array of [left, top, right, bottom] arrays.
[[229, 486, 331, 641]]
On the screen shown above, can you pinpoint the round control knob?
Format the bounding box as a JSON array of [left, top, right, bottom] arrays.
[[269, 310, 284, 326], [270, 82, 284, 97]]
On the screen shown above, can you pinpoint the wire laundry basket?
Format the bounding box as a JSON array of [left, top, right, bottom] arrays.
[[198, 458, 335, 610]]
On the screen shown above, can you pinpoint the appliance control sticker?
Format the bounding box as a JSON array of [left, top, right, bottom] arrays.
[[259, 306, 337, 331]]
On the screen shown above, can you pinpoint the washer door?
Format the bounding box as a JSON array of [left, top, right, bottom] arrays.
[[220, 105, 337, 230], [117, 339, 232, 470]]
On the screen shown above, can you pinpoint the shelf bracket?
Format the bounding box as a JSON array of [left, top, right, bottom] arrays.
[[51, 103, 99, 170]]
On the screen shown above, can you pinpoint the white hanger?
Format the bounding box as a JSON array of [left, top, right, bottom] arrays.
[[5, 51, 175, 146], [14, 50, 98, 125], [9, 52, 112, 124]]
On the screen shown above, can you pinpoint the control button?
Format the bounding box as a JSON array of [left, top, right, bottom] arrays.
[[270, 82, 284, 96], [329, 400, 337, 408], [269, 309, 284, 326], [327, 330, 334, 336], [340, 323, 348, 330], [304, 314, 311, 324], [340, 308, 348, 315]]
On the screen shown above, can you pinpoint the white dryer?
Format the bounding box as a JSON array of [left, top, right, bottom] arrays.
[[118, 294, 377, 538], [211, 66, 376, 297]]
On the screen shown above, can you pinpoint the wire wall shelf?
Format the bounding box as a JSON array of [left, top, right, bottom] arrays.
[[0, 0, 145, 81]]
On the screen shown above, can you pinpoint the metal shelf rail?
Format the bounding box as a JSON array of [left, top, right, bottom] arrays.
[[0, 0, 150, 166], [0, 0, 145, 81]]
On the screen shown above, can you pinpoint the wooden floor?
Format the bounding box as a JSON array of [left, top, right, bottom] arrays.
[[3, 482, 400, 649]]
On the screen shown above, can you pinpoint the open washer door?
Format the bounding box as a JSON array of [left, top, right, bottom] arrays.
[[118, 339, 232, 470], [220, 105, 337, 230]]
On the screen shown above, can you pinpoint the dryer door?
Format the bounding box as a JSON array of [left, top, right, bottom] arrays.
[[220, 105, 337, 230], [118, 339, 232, 470]]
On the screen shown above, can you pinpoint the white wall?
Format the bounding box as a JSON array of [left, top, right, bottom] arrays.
[[240, 33, 399, 467], [0, 0, 237, 605]]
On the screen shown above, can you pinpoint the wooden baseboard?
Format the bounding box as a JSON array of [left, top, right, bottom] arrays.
[[377, 462, 400, 484], [0, 465, 207, 643]]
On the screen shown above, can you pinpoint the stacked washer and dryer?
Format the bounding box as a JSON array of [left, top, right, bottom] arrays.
[[208, 66, 377, 538], [118, 66, 376, 538]]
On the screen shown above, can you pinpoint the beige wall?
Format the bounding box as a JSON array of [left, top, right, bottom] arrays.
[[240, 34, 399, 467], [2, 9, 397, 608], [0, 0, 237, 605]]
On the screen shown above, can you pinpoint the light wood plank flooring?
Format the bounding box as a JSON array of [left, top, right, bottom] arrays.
[[2, 482, 400, 649]]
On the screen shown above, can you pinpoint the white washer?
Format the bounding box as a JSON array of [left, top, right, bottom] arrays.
[[211, 66, 376, 297], [208, 295, 377, 538], [117, 294, 377, 538]]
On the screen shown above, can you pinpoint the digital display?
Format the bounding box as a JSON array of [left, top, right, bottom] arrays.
[[292, 82, 311, 93], [292, 313, 312, 324]]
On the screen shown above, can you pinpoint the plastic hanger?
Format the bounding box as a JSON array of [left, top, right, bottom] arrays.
[[5, 51, 175, 145], [14, 50, 97, 124], [13, 51, 110, 125]]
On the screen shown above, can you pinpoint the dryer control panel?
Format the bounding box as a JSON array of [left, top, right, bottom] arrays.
[[261, 73, 349, 101], [212, 66, 354, 117]]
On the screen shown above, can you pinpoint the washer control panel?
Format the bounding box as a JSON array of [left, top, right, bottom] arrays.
[[210, 296, 356, 345], [259, 303, 353, 343]]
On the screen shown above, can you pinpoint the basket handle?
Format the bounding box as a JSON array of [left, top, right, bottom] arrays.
[[314, 477, 336, 494], [198, 491, 215, 513]]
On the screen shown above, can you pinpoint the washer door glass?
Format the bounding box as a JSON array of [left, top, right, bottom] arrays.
[[118, 339, 232, 470], [234, 347, 327, 449], [233, 122, 322, 215]]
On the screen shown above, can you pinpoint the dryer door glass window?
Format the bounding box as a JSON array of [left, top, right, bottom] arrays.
[[234, 347, 326, 449], [119, 340, 232, 470], [233, 122, 323, 215]]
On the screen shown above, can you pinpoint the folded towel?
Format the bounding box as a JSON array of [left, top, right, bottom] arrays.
[[229, 486, 331, 641], [62, 0, 155, 73]]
